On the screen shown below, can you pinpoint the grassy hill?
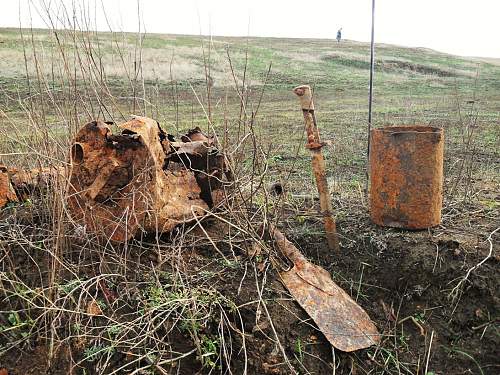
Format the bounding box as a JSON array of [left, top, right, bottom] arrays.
[[2, 27, 498, 191]]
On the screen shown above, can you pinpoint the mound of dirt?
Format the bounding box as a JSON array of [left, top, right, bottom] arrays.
[[322, 54, 458, 77], [383, 59, 457, 77]]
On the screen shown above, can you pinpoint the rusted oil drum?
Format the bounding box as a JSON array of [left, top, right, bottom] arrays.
[[370, 126, 444, 229]]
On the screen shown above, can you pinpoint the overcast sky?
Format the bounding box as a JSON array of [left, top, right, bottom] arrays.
[[1, 0, 499, 58]]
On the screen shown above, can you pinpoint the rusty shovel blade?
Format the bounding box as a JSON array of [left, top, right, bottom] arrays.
[[269, 226, 380, 352]]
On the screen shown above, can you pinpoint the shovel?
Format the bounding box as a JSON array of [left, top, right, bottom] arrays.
[[269, 225, 380, 352]]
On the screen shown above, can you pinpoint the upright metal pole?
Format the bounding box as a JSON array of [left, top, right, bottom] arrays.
[[366, 0, 376, 197]]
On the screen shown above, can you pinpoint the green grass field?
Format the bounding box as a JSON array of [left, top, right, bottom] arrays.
[[1, 27, 498, 187]]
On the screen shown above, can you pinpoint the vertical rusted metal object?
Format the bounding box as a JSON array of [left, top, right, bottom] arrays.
[[370, 125, 444, 229], [293, 85, 339, 251]]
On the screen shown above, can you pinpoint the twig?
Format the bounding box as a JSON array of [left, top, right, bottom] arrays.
[[424, 330, 434, 375], [449, 226, 499, 300]]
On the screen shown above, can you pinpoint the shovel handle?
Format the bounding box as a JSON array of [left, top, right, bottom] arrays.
[[269, 224, 306, 265]]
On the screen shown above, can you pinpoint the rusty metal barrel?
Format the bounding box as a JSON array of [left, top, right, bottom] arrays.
[[370, 125, 444, 229]]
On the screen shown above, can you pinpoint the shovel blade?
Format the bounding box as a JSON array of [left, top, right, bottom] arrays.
[[281, 262, 380, 352], [271, 227, 380, 352]]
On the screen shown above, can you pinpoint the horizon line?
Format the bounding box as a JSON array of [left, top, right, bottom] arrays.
[[0, 26, 498, 61]]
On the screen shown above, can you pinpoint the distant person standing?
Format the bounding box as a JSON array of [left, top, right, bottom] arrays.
[[336, 28, 342, 42]]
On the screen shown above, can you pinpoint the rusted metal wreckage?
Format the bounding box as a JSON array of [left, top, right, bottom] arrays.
[[0, 165, 65, 207], [1, 116, 230, 242], [68, 116, 230, 242], [1, 85, 445, 354], [0, 166, 17, 208]]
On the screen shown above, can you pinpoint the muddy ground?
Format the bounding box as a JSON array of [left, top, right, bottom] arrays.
[[0, 191, 498, 374]]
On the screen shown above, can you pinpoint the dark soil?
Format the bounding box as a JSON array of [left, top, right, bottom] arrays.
[[286, 201, 499, 374], [1, 198, 498, 374]]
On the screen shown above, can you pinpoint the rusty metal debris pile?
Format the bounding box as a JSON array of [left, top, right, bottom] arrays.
[[0, 165, 65, 207], [68, 116, 230, 242], [1, 116, 230, 242]]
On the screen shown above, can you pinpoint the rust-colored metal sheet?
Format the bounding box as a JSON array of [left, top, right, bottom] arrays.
[[370, 126, 444, 229], [1, 165, 66, 209], [269, 226, 380, 352], [8, 166, 65, 200], [68, 116, 229, 242], [0, 165, 17, 208]]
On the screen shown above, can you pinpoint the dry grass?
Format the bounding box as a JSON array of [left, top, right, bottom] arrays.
[[0, 3, 499, 374]]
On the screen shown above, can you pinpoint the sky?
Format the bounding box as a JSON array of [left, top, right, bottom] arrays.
[[1, 0, 499, 58]]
